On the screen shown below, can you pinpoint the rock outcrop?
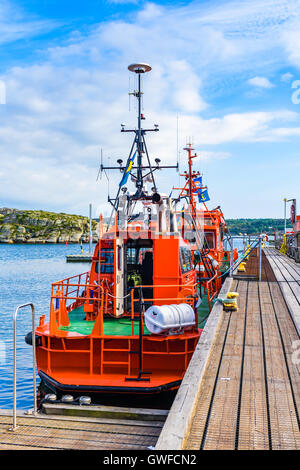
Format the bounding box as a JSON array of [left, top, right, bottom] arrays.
[[0, 208, 100, 244]]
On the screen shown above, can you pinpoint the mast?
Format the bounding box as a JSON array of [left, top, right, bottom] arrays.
[[183, 143, 197, 208], [101, 63, 178, 228], [126, 63, 158, 196]]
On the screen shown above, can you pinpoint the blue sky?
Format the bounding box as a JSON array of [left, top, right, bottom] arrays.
[[0, 0, 299, 219]]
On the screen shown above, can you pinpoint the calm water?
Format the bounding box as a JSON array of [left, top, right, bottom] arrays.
[[0, 237, 262, 410], [0, 244, 88, 410]]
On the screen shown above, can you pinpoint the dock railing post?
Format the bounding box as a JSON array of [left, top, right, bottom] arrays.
[[258, 236, 262, 282], [9, 303, 37, 432]]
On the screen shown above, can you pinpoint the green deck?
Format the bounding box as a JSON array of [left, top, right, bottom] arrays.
[[59, 306, 149, 336], [59, 288, 211, 336]]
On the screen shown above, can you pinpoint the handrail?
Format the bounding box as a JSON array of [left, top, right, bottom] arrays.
[[52, 271, 89, 285], [130, 282, 198, 334], [206, 271, 218, 311], [9, 303, 37, 432]]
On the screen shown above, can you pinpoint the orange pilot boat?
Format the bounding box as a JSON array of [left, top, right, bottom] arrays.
[[29, 64, 205, 402]]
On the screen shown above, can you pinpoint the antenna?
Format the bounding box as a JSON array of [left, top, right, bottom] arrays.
[[96, 148, 103, 181], [102, 63, 178, 228], [128, 63, 152, 194]]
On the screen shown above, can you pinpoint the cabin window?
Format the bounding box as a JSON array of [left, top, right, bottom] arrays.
[[204, 232, 215, 250], [180, 247, 193, 274], [204, 217, 214, 226], [125, 239, 153, 308]]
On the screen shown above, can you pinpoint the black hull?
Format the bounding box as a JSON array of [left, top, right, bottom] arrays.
[[38, 371, 180, 409]]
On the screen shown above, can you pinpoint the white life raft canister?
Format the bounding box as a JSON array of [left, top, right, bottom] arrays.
[[144, 303, 195, 335]]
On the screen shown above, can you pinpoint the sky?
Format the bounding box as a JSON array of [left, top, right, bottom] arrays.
[[0, 0, 299, 219]]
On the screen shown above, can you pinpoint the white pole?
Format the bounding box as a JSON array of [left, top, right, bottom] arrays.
[[258, 236, 262, 282], [230, 236, 233, 277], [89, 203, 92, 254], [284, 198, 287, 234]]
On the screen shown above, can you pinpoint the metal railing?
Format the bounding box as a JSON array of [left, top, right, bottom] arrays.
[[130, 282, 198, 334], [9, 303, 37, 432], [206, 271, 219, 311], [224, 234, 263, 281]]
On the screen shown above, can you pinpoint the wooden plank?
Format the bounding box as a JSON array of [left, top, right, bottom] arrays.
[[265, 255, 286, 282], [288, 282, 300, 306], [271, 256, 295, 282], [0, 413, 161, 450], [259, 282, 300, 450], [165, 275, 300, 451], [202, 281, 248, 450], [238, 282, 269, 450], [42, 403, 168, 421], [0, 425, 157, 448], [281, 252, 300, 269], [183, 312, 232, 450], [0, 408, 163, 428], [269, 283, 300, 421], [279, 282, 300, 337], [0, 414, 161, 437], [278, 258, 300, 281]]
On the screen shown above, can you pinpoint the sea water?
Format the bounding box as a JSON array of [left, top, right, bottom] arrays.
[[0, 244, 88, 410]]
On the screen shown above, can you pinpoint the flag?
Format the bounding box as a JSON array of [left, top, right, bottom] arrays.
[[194, 176, 202, 186], [193, 176, 203, 195], [119, 151, 137, 187], [198, 189, 210, 203]]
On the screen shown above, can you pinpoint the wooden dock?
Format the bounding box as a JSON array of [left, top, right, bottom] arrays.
[[157, 249, 300, 450], [0, 406, 166, 450]]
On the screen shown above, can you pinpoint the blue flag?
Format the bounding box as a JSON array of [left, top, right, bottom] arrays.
[[119, 151, 136, 187], [198, 189, 210, 203], [194, 176, 203, 195]]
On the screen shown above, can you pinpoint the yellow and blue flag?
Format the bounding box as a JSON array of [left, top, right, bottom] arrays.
[[119, 151, 137, 187], [198, 189, 210, 203]]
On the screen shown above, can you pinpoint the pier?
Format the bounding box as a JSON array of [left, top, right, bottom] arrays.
[[156, 248, 300, 450], [0, 405, 166, 450]]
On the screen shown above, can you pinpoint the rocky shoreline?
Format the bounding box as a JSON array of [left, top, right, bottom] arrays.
[[0, 208, 100, 244]]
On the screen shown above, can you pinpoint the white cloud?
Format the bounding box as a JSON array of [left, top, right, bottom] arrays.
[[248, 76, 275, 88], [281, 72, 293, 82], [0, 0, 58, 45]]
